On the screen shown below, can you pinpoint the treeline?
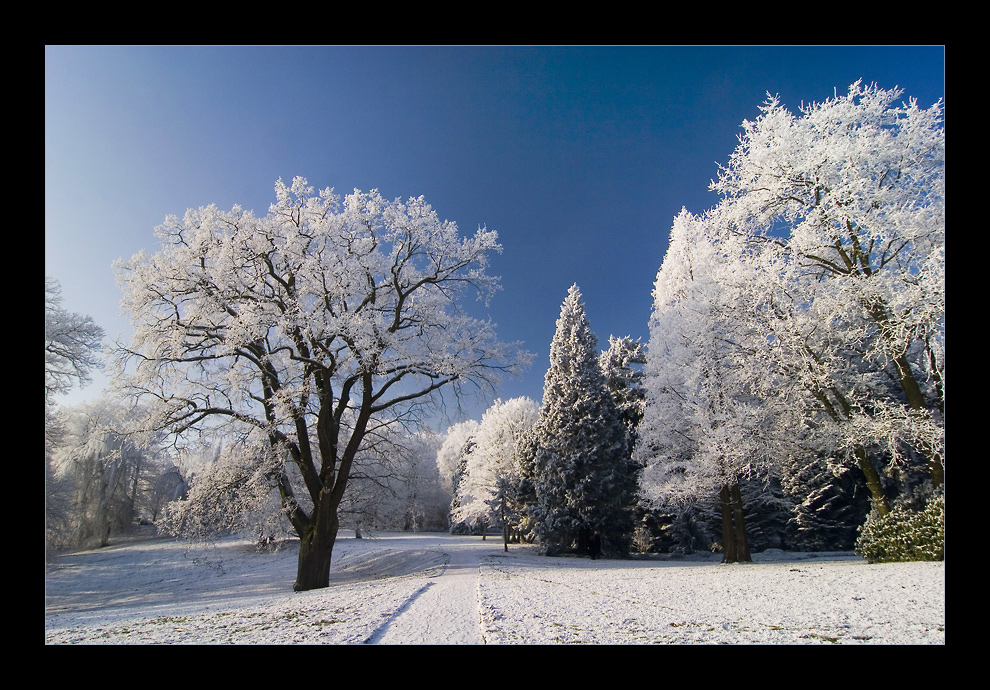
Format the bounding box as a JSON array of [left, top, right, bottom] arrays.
[[439, 82, 944, 563], [46, 397, 453, 554]]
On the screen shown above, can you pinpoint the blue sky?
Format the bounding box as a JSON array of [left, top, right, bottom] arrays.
[[45, 45, 945, 425]]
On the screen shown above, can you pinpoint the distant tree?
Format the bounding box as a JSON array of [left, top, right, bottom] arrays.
[[150, 465, 189, 522], [45, 277, 105, 408], [50, 397, 168, 549], [158, 434, 289, 546], [450, 397, 539, 546], [531, 285, 639, 557], [436, 419, 480, 531], [340, 429, 449, 532], [113, 177, 531, 591]]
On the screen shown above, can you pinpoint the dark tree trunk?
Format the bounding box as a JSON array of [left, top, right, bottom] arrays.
[[854, 446, 891, 515], [720, 484, 737, 563], [577, 526, 590, 556], [865, 302, 944, 489], [720, 482, 751, 564], [290, 384, 372, 592], [811, 385, 892, 516], [730, 482, 751, 563], [293, 493, 339, 592]]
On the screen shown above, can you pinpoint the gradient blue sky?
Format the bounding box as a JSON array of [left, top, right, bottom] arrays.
[[45, 45, 945, 426]]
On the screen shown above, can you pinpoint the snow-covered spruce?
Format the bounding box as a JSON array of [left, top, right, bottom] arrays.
[[530, 285, 639, 558]]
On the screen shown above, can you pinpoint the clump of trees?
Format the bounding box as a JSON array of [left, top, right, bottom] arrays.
[[435, 83, 943, 564], [439, 287, 643, 559], [635, 81, 944, 563], [47, 397, 180, 552], [337, 428, 450, 534], [46, 277, 182, 554]]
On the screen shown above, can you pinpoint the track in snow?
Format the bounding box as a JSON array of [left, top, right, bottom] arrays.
[[363, 536, 495, 644]]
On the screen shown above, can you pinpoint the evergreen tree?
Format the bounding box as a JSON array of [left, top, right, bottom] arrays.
[[531, 285, 639, 557], [598, 336, 647, 433], [783, 454, 874, 551], [511, 425, 540, 543], [663, 505, 716, 555], [737, 476, 793, 552]]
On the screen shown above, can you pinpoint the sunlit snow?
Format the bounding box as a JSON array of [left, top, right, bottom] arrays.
[[45, 529, 944, 644]]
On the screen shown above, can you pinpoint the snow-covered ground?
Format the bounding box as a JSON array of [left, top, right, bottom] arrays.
[[45, 530, 944, 644]]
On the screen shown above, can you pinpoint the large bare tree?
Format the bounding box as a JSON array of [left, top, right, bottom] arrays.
[[113, 177, 530, 591]]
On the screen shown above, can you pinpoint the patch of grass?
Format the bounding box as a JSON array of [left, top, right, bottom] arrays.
[[150, 615, 191, 625], [800, 632, 841, 643]]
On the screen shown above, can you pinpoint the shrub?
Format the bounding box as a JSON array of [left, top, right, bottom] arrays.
[[854, 491, 944, 563]]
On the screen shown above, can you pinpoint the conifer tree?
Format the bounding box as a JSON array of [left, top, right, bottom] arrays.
[[599, 335, 647, 439], [531, 285, 639, 557], [782, 454, 872, 551]]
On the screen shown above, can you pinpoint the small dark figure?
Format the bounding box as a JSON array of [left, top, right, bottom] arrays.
[[589, 531, 602, 560]]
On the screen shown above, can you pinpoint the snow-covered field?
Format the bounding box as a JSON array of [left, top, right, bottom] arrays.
[[44, 530, 944, 644]]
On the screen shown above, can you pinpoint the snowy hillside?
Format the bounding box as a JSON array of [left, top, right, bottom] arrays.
[[45, 531, 944, 644]]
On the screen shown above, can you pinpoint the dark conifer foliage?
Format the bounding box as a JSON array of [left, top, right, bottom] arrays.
[[531, 285, 639, 557]]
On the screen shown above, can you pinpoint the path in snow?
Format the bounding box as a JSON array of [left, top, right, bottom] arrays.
[[363, 534, 496, 644]]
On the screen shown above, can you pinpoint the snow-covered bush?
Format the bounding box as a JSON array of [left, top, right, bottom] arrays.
[[854, 491, 944, 563]]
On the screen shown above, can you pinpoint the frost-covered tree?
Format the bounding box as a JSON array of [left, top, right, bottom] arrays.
[[340, 429, 449, 532], [710, 81, 944, 491], [46, 277, 105, 410], [510, 423, 541, 543], [112, 177, 531, 591], [150, 464, 189, 522], [531, 285, 639, 557], [157, 434, 305, 548], [599, 335, 647, 433], [435, 419, 480, 524], [450, 396, 538, 546], [45, 273, 106, 530], [50, 397, 169, 549], [636, 211, 793, 562], [638, 82, 944, 555]]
